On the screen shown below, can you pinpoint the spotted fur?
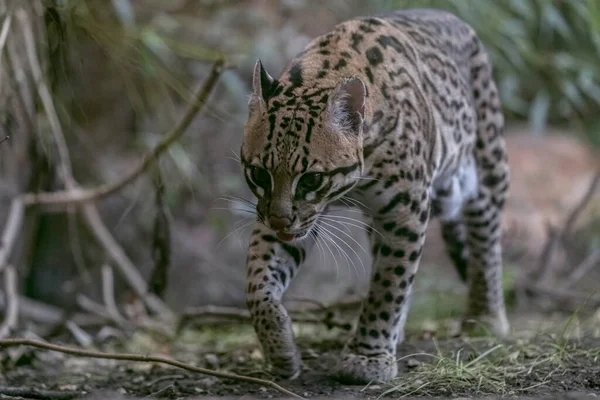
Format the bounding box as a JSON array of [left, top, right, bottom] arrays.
[[240, 9, 510, 383]]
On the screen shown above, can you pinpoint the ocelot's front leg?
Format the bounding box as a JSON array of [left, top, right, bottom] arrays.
[[337, 187, 431, 383], [245, 222, 310, 379]]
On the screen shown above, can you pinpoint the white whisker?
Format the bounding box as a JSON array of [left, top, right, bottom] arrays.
[[341, 195, 371, 210], [211, 207, 256, 214], [216, 218, 256, 250], [310, 230, 326, 272], [320, 214, 384, 238], [313, 224, 341, 282], [230, 148, 241, 162], [318, 221, 368, 278]]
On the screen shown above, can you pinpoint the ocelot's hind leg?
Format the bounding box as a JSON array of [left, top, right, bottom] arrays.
[[462, 45, 510, 338], [461, 187, 509, 337]]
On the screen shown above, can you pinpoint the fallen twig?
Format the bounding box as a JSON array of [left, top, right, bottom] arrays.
[[77, 294, 112, 320], [0, 386, 84, 400], [65, 320, 93, 347], [0, 266, 18, 339], [22, 59, 225, 207], [0, 295, 103, 326], [0, 338, 306, 399]]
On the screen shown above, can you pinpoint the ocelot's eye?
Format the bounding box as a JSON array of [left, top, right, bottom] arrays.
[[298, 172, 324, 192], [250, 166, 271, 189]]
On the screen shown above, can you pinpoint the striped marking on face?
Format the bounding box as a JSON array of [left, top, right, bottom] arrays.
[[293, 162, 362, 202]]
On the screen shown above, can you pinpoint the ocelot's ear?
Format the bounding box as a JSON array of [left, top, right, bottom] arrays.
[[249, 60, 274, 116], [326, 76, 366, 136]]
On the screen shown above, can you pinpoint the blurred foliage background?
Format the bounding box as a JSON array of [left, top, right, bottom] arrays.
[[0, 0, 598, 319]]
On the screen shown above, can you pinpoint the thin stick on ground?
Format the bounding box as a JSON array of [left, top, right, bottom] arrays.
[[0, 338, 306, 399], [22, 59, 225, 207], [0, 386, 83, 400], [0, 266, 18, 339]]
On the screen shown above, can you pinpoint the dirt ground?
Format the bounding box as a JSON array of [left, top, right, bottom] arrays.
[[2, 310, 600, 400]]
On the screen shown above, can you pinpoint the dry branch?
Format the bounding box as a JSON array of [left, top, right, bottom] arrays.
[[149, 167, 171, 298], [22, 59, 225, 207], [0, 198, 24, 273], [563, 249, 600, 289], [524, 284, 600, 312], [81, 205, 173, 319], [15, 9, 200, 320], [521, 169, 600, 309], [0, 266, 18, 339], [179, 302, 358, 332], [101, 264, 128, 326], [0, 12, 12, 63], [15, 22, 224, 319], [0, 386, 83, 400], [0, 295, 103, 326], [531, 169, 600, 283], [0, 338, 305, 399], [17, 9, 74, 187]]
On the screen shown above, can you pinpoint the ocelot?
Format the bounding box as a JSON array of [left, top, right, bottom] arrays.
[[239, 8, 509, 383]]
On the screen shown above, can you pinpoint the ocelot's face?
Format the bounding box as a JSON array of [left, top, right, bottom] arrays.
[[241, 136, 363, 242], [240, 63, 366, 242]]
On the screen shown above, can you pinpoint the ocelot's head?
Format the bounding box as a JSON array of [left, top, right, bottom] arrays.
[[240, 60, 366, 242]]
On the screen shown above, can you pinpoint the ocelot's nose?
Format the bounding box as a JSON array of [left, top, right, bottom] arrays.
[[268, 216, 292, 231]]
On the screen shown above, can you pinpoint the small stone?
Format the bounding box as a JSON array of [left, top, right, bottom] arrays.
[[204, 353, 219, 368], [250, 348, 263, 360], [407, 358, 422, 368], [59, 384, 79, 391], [302, 348, 319, 359]]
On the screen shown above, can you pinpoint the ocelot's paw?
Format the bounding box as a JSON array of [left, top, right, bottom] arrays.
[[269, 352, 302, 380], [334, 351, 398, 384], [462, 312, 510, 338]]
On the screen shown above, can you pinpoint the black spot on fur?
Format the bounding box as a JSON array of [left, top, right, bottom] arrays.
[[288, 62, 303, 89], [366, 46, 384, 66], [394, 265, 406, 276]]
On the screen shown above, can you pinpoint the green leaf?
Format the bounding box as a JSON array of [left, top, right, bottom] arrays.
[[542, 2, 574, 40]]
